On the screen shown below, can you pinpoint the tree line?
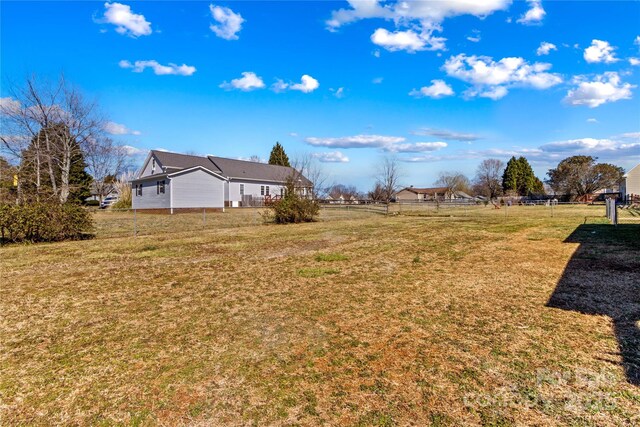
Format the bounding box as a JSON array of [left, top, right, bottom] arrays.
[[364, 154, 625, 203]]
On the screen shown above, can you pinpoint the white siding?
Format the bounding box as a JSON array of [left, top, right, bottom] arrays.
[[171, 169, 225, 208], [132, 179, 171, 209], [624, 165, 640, 197], [227, 179, 285, 202]]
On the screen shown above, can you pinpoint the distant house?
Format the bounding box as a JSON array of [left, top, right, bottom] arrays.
[[86, 181, 118, 202], [620, 163, 640, 203], [131, 150, 312, 211], [396, 186, 469, 202]]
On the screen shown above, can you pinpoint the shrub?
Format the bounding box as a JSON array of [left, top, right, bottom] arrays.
[[0, 202, 94, 244], [111, 172, 133, 209], [268, 178, 319, 224]]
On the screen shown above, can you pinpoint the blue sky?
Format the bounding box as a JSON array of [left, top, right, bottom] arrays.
[[2, 1, 639, 190]]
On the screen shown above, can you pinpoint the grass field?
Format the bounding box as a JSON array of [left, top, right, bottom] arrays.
[[1, 205, 639, 426]]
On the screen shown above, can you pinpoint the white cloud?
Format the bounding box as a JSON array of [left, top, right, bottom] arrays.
[[312, 151, 350, 163], [305, 134, 405, 149], [122, 145, 145, 156], [517, 0, 546, 25], [219, 72, 265, 91], [373, 50, 381, 58], [466, 86, 509, 100], [536, 42, 557, 56], [209, 4, 244, 40], [586, 118, 598, 123], [372, 77, 383, 84], [289, 132, 299, 137], [384, 142, 447, 153], [584, 40, 619, 64], [467, 30, 481, 43], [635, 36, 640, 47], [0, 97, 21, 113], [541, 138, 616, 152], [104, 121, 141, 136], [409, 80, 454, 99], [443, 54, 562, 100], [331, 87, 345, 98], [629, 58, 640, 66], [101, 2, 152, 37], [564, 72, 634, 108], [271, 79, 289, 93], [400, 132, 640, 164], [326, 1, 509, 54], [411, 128, 480, 142], [119, 60, 196, 76], [371, 26, 446, 52], [326, 0, 510, 30], [290, 75, 319, 93]]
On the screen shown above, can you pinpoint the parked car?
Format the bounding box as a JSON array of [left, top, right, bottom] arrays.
[[100, 196, 119, 209]]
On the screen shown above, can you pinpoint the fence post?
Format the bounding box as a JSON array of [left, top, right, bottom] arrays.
[[134, 208, 137, 237], [203, 207, 206, 229]]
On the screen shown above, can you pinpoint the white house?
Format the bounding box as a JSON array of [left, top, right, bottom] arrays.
[[620, 163, 640, 203], [131, 150, 312, 211]]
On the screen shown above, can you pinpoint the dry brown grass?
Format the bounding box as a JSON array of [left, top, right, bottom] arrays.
[[1, 206, 639, 426]]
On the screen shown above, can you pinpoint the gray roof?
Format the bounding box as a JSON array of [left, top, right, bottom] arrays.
[[152, 150, 222, 173], [146, 150, 311, 185], [208, 156, 309, 184]]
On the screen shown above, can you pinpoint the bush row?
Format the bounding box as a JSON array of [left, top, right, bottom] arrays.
[[0, 202, 95, 244]]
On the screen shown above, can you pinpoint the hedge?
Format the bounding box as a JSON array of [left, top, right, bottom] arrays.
[[0, 202, 95, 244]]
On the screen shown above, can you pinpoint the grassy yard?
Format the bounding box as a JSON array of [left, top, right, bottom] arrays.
[[1, 206, 639, 426]]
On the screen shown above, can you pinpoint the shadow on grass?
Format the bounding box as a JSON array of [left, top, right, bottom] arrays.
[[547, 224, 640, 386]]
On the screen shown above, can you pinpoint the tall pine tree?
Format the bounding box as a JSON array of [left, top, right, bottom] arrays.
[[268, 142, 290, 167], [502, 156, 544, 196]]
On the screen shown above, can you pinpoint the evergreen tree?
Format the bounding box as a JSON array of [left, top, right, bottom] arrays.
[[19, 123, 92, 204], [268, 142, 290, 167], [502, 156, 544, 196], [502, 156, 521, 195], [67, 144, 93, 204]]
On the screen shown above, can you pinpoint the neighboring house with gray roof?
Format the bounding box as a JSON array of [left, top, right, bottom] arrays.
[[131, 150, 312, 210]]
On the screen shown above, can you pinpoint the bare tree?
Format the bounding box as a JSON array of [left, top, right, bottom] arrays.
[[435, 171, 471, 199], [368, 182, 387, 202], [375, 156, 402, 203], [473, 159, 504, 199], [291, 153, 328, 199], [84, 137, 132, 202], [327, 184, 360, 200], [1, 74, 106, 203]]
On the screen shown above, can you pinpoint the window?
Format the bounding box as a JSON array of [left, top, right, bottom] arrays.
[[280, 188, 284, 197], [240, 184, 244, 196], [157, 180, 165, 194], [261, 185, 265, 196], [265, 185, 270, 196], [151, 158, 156, 174], [136, 184, 142, 196]]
